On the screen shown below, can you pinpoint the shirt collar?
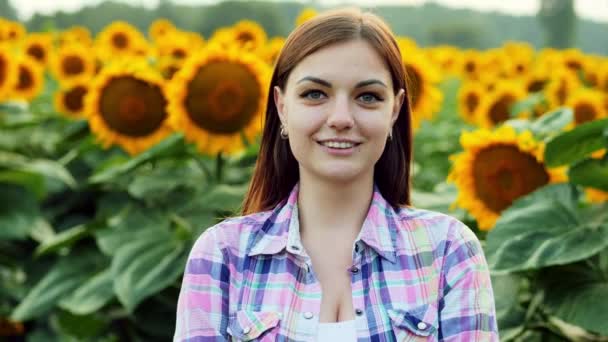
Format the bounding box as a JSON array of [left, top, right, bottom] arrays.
[[247, 182, 399, 263]]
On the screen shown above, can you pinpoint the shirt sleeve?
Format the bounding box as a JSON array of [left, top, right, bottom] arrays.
[[438, 219, 500, 341], [173, 226, 231, 341]]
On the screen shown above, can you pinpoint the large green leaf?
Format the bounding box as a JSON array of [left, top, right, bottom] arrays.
[[94, 202, 172, 256], [111, 233, 188, 312], [0, 169, 45, 199], [127, 159, 205, 201], [568, 158, 608, 191], [35, 222, 101, 257], [528, 107, 573, 140], [0, 184, 42, 240], [0, 151, 76, 189], [544, 118, 608, 167], [486, 184, 608, 272], [89, 133, 185, 184], [59, 268, 114, 315], [540, 254, 608, 336], [10, 249, 107, 321]]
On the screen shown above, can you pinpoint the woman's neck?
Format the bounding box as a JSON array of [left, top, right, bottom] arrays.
[[297, 171, 374, 241]]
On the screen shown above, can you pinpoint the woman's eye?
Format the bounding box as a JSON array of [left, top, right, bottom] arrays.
[[301, 90, 325, 100], [358, 93, 382, 103]]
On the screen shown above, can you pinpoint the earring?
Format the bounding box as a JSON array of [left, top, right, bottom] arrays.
[[388, 130, 393, 141], [280, 124, 289, 139]]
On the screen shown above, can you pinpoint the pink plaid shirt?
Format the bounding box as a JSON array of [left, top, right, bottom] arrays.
[[174, 182, 499, 341]]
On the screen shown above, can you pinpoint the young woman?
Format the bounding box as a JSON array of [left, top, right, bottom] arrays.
[[174, 7, 498, 341]]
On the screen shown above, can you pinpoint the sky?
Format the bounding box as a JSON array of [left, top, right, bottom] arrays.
[[6, 0, 608, 23]]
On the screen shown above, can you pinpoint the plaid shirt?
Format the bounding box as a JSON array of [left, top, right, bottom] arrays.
[[174, 182, 499, 341]]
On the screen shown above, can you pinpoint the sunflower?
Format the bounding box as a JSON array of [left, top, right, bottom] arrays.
[[84, 61, 174, 155], [0, 47, 18, 100], [561, 48, 589, 76], [402, 51, 443, 129], [295, 7, 318, 27], [544, 69, 581, 110], [22, 33, 53, 66], [425, 45, 463, 76], [460, 50, 484, 80], [148, 18, 176, 42], [9, 56, 45, 101], [448, 125, 565, 230], [58, 26, 93, 46], [51, 44, 97, 85], [523, 67, 551, 94], [502, 41, 535, 62], [231, 20, 268, 54], [154, 32, 195, 61], [457, 81, 485, 124], [167, 46, 270, 155], [475, 81, 527, 128], [54, 82, 88, 119], [564, 89, 607, 126], [96, 21, 149, 58], [0, 19, 26, 42]]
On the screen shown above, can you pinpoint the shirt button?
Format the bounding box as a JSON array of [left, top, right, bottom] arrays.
[[355, 308, 364, 316], [349, 266, 359, 274], [242, 326, 251, 334], [354, 244, 360, 253], [291, 245, 300, 251], [417, 322, 428, 330], [303, 311, 314, 319]]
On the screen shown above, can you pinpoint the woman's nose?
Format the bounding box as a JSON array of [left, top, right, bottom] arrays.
[[326, 95, 354, 130]]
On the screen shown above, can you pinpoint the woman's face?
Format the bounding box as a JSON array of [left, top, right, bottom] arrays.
[[275, 39, 405, 184]]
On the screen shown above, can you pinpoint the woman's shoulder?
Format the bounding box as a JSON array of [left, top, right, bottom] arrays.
[[394, 206, 479, 248], [190, 209, 275, 255]]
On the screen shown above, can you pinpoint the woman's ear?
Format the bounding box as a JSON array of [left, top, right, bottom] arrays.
[[274, 86, 286, 124], [391, 88, 405, 125]]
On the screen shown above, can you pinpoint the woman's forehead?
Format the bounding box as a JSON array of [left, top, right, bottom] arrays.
[[287, 39, 393, 87]]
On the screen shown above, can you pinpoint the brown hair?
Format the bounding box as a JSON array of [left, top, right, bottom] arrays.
[[241, 7, 413, 215]]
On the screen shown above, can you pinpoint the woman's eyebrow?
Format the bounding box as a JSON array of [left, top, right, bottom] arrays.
[[296, 76, 387, 88]]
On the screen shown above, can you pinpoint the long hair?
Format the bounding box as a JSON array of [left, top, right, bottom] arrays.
[[241, 7, 413, 215]]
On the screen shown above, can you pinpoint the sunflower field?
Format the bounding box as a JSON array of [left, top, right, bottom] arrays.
[[1, 8, 608, 341]]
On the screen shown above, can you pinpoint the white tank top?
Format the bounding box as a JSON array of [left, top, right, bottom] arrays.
[[316, 319, 357, 341]]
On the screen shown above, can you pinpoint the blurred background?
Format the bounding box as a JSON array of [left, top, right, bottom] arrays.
[[1, 0, 607, 341]]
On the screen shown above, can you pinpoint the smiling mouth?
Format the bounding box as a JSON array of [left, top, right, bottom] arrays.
[[316, 141, 362, 149]]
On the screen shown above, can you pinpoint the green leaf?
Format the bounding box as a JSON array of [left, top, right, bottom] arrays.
[[53, 310, 106, 340], [568, 158, 608, 191], [94, 202, 172, 256], [510, 92, 545, 116], [35, 222, 100, 257], [0, 169, 45, 199], [0, 184, 42, 240], [127, 159, 205, 200], [0, 151, 76, 189], [198, 183, 249, 213], [59, 269, 114, 315], [544, 118, 608, 167], [528, 107, 573, 140], [89, 133, 185, 184], [486, 184, 608, 272], [540, 257, 608, 336], [10, 249, 107, 321], [112, 233, 188, 312]]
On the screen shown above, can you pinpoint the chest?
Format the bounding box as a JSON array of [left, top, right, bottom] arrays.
[[226, 250, 441, 341]]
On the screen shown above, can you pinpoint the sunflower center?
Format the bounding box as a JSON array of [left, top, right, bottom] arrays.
[[236, 32, 255, 44], [16, 65, 33, 90], [574, 103, 597, 124], [64, 85, 87, 112], [99, 76, 168, 137], [466, 93, 479, 114], [172, 48, 186, 59], [405, 65, 422, 108], [27, 45, 46, 62], [489, 94, 516, 125], [473, 145, 549, 213], [112, 33, 129, 49], [62, 56, 85, 75], [465, 61, 476, 73], [566, 60, 582, 72], [184, 61, 260, 134], [528, 80, 547, 93]]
